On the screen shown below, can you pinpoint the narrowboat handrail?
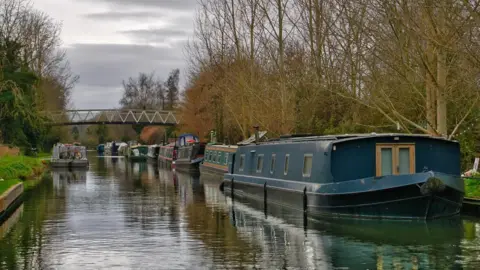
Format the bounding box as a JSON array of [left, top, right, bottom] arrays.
[[240, 133, 457, 146]]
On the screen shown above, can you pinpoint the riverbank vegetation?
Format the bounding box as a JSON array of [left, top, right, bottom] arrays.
[[0, 155, 46, 194], [181, 0, 480, 169], [0, 0, 77, 154], [464, 173, 480, 198], [0, 179, 19, 195]]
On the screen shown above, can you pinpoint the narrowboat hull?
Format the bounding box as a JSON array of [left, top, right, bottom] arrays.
[[50, 159, 89, 168], [128, 156, 147, 162], [223, 171, 464, 220], [199, 163, 227, 179], [147, 156, 159, 165], [158, 156, 173, 165], [174, 158, 202, 174]]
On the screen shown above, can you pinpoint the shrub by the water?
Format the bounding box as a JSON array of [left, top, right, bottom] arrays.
[[0, 155, 45, 195], [464, 174, 480, 199]]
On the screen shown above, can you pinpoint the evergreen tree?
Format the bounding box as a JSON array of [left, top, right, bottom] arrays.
[[165, 69, 180, 110]]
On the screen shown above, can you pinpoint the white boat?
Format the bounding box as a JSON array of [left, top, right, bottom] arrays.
[[50, 143, 89, 168]]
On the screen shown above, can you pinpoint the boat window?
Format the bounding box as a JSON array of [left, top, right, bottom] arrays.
[[256, 154, 264, 173], [303, 154, 313, 177], [376, 144, 415, 176], [239, 154, 245, 171], [284, 154, 290, 175], [270, 154, 276, 174], [225, 153, 229, 165], [213, 152, 217, 162]]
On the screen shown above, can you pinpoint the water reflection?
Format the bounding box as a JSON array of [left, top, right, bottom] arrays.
[[0, 204, 23, 240], [0, 154, 480, 269]]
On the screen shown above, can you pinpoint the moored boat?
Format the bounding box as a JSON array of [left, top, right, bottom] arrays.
[[147, 145, 160, 161], [223, 132, 464, 220], [50, 143, 89, 168], [158, 143, 175, 168], [97, 144, 104, 155], [200, 131, 268, 179], [127, 145, 148, 161], [117, 142, 128, 156], [200, 144, 238, 178], [173, 134, 206, 174]]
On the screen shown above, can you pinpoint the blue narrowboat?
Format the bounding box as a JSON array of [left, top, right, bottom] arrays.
[[223, 133, 464, 220]]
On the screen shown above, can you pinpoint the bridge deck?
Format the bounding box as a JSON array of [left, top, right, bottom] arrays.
[[42, 110, 179, 126]]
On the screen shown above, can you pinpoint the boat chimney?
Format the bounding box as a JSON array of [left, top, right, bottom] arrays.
[[253, 125, 260, 144], [210, 130, 217, 144]]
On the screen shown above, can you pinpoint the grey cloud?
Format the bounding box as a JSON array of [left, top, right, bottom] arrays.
[[119, 28, 192, 43], [80, 0, 197, 11], [66, 43, 185, 88], [84, 11, 162, 21], [71, 85, 124, 109], [66, 43, 188, 108]]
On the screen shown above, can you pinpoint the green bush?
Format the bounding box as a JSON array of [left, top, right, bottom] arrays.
[[0, 155, 43, 181]]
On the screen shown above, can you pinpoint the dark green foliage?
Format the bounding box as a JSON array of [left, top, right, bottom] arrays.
[[457, 131, 477, 172], [72, 126, 80, 141], [132, 124, 146, 137], [0, 61, 47, 149], [165, 68, 180, 110], [96, 124, 108, 144], [121, 135, 131, 142]]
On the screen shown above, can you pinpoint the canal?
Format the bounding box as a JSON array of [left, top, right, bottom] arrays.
[[1, 153, 480, 269]]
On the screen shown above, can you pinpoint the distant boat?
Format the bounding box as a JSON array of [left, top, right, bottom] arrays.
[[172, 134, 206, 174], [158, 142, 175, 168], [223, 132, 464, 220], [50, 143, 89, 168], [158, 134, 206, 173], [97, 144, 105, 155], [127, 145, 148, 161], [117, 142, 128, 156], [147, 145, 160, 161]]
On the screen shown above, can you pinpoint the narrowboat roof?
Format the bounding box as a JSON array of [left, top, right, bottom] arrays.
[[251, 133, 457, 146], [131, 145, 148, 149], [160, 142, 175, 148], [206, 144, 238, 149]]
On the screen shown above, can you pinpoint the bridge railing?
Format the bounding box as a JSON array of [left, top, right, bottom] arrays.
[[42, 109, 180, 126]]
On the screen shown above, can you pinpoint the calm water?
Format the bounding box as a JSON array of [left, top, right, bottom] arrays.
[[1, 154, 480, 269]]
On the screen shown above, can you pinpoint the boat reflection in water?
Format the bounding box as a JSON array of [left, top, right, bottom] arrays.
[[193, 171, 463, 269], [52, 168, 88, 190], [227, 194, 463, 269]]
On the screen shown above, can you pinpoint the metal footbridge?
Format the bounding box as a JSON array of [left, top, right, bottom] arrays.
[[42, 109, 180, 126]]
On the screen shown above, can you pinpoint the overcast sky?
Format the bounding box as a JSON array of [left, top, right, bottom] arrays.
[[34, 0, 197, 109]]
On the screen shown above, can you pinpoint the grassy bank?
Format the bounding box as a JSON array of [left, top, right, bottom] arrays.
[[0, 155, 48, 195], [0, 179, 20, 195], [465, 177, 480, 199]]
